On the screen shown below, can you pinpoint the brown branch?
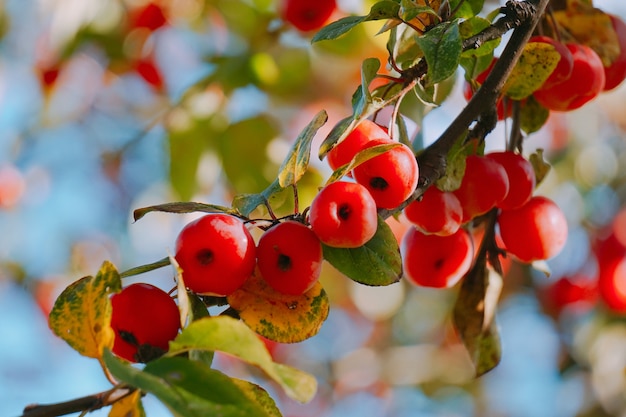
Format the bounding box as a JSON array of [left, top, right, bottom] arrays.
[[21, 387, 134, 417]]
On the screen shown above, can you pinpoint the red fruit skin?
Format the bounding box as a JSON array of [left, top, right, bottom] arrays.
[[604, 14, 626, 91], [453, 155, 510, 223], [134, 58, 165, 91], [175, 214, 256, 296], [533, 43, 606, 111], [327, 119, 390, 172], [528, 36, 574, 90], [130, 2, 168, 31], [598, 256, 626, 313], [352, 140, 419, 209], [485, 151, 536, 210], [498, 196, 568, 263], [257, 221, 323, 295], [401, 227, 473, 288], [403, 186, 462, 236], [309, 181, 378, 248], [110, 283, 181, 363], [281, 0, 336, 32]]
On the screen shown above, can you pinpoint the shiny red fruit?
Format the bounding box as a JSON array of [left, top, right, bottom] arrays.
[[352, 139, 419, 209], [533, 43, 605, 111], [110, 283, 181, 363], [130, 2, 168, 32], [175, 213, 256, 296], [309, 181, 378, 248], [498, 196, 568, 263], [326, 119, 390, 172], [401, 227, 473, 288], [281, 0, 337, 32], [257, 220, 323, 295], [403, 186, 462, 236], [485, 151, 536, 210]]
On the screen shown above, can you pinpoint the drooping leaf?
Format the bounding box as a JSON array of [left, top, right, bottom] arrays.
[[133, 202, 239, 222], [415, 21, 463, 85], [49, 261, 121, 360], [503, 42, 562, 100], [227, 274, 330, 346], [278, 110, 328, 187], [108, 389, 145, 417], [322, 216, 402, 286], [311, 1, 401, 43], [352, 58, 382, 118], [232, 178, 285, 218], [104, 351, 283, 417], [325, 142, 401, 185], [529, 148, 551, 186], [519, 96, 550, 134], [434, 135, 479, 192], [168, 315, 318, 403], [318, 116, 355, 161], [452, 256, 503, 377], [450, 0, 484, 19]]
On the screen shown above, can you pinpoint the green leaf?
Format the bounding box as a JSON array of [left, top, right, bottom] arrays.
[[415, 21, 462, 85], [49, 261, 122, 360], [311, 0, 400, 43], [519, 95, 550, 135], [168, 316, 318, 403], [434, 135, 480, 192], [278, 110, 327, 187], [450, 0, 484, 18], [459, 16, 500, 58], [503, 42, 562, 100], [133, 202, 239, 222], [399, 0, 438, 22], [104, 351, 282, 417], [318, 116, 354, 161], [452, 256, 502, 377], [322, 216, 402, 286], [232, 178, 283, 218], [529, 148, 551, 186]]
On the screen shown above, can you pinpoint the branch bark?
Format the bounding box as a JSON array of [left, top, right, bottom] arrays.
[[20, 387, 133, 417]]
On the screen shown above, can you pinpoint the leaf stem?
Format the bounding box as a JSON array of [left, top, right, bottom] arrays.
[[119, 257, 171, 279]]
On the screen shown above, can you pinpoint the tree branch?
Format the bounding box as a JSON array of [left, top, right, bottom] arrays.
[[20, 387, 134, 417]]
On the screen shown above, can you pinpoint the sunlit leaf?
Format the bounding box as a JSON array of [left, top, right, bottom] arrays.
[[133, 202, 239, 222], [108, 390, 145, 417], [104, 351, 283, 417], [169, 315, 318, 403], [49, 261, 121, 360], [503, 42, 562, 100], [322, 216, 402, 286], [450, 0, 484, 19], [415, 21, 462, 85], [312, 0, 401, 43], [399, 0, 438, 23], [278, 110, 327, 187], [519, 96, 550, 134], [452, 257, 503, 377], [227, 274, 330, 346], [553, 4, 619, 66], [231, 379, 282, 417]]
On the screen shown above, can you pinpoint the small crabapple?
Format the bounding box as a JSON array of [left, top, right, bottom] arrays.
[[281, 0, 336, 32], [485, 151, 536, 210], [598, 256, 626, 313], [309, 180, 378, 248], [453, 155, 510, 223], [257, 220, 323, 295], [352, 139, 419, 209], [401, 227, 473, 288], [603, 14, 626, 91], [110, 283, 181, 363], [403, 186, 462, 236], [174, 213, 256, 296], [497, 196, 568, 263], [326, 119, 390, 172]]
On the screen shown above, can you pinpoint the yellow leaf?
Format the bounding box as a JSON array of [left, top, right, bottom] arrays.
[[49, 261, 122, 359], [503, 42, 561, 100], [108, 390, 145, 417], [227, 271, 330, 343], [553, 2, 619, 66]]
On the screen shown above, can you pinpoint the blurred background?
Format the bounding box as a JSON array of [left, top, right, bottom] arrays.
[[1, 0, 626, 416]]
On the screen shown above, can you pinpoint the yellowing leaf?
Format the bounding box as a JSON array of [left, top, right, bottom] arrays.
[[553, 3, 619, 66], [503, 42, 561, 100], [108, 390, 145, 417], [227, 272, 329, 344], [49, 261, 122, 360]]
